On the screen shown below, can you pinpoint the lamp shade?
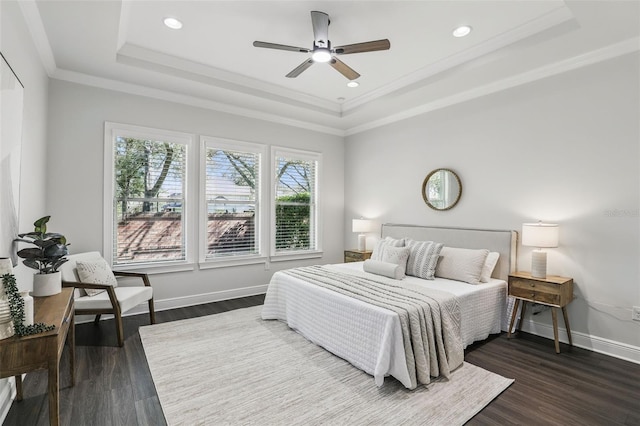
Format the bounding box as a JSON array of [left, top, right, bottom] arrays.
[[352, 219, 372, 233], [522, 222, 559, 248]]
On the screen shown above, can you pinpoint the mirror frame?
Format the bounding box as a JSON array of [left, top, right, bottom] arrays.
[[421, 168, 462, 211]]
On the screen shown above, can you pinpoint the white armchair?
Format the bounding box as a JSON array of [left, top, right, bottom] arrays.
[[59, 252, 156, 346]]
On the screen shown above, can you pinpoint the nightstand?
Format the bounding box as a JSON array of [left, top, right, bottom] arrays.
[[507, 271, 573, 353], [344, 249, 372, 263]]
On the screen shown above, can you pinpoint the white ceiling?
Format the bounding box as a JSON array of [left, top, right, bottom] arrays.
[[24, 1, 640, 135]]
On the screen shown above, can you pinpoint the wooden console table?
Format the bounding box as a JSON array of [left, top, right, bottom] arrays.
[[0, 288, 75, 426]]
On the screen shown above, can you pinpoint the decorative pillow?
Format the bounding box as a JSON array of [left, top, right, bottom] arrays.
[[76, 259, 118, 297], [405, 239, 444, 280], [363, 259, 404, 280], [378, 245, 410, 277], [480, 252, 500, 283], [435, 247, 490, 284], [370, 236, 405, 261]]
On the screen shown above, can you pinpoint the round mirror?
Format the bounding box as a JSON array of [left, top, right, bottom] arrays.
[[422, 168, 462, 211]]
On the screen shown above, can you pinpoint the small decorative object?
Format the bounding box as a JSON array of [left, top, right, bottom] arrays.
[[20, 291, 34, 326], [352, 218, 373, 251], [1, 274, 54, 337], [0, 257, 13, 276], [15, 216, 69, 297], [0, 258, 15, 339], [522, 221, 559, 279]]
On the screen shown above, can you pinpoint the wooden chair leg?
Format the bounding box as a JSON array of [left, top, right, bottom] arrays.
[[148, 299, 156, 324], [115, 313, 124, 347], [94, 314, 101, 325]]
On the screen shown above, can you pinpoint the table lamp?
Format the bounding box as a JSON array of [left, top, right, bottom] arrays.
[[522, 221, 559, 279], [352, 219, 372, 251]]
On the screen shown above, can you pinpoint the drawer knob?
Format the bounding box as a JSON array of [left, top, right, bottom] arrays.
[[531, 293, 535, 298]]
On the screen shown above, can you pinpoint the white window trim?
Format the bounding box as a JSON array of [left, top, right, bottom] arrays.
[[199, 136, 268, 267], [103, 122, 198, 271], [270, 146, 323, 259]]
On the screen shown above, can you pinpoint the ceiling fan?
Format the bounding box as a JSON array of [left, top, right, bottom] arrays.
[[253, 11, 390, 80]]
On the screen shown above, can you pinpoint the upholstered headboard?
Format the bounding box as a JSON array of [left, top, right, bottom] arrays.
[[381, 224, 518, 282]]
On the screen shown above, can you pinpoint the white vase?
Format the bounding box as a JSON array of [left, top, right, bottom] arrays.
[[0, 258, 15, 339], [20, 291, 34, 326], [0, 257, 13, 276], [32, 272, 62, 297]]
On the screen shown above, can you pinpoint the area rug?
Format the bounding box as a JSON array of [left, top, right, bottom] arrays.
[[139, 306, 513, 425]]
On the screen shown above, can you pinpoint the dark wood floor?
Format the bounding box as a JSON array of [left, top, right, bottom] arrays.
[[4, 295, 639, 425]]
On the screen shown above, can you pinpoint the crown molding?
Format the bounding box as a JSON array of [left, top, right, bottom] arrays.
[[116, 43, 341, 116], [51, 68, 346, 136], [342, 5, 574, 113], [345, 37, 640, 136], [17, 0, 56, 76]]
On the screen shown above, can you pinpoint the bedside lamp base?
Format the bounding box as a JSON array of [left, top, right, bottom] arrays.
[[531, 250, 547, 279]]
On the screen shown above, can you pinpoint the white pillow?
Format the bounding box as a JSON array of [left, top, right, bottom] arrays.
[[480, 252, 500, 283], [405, 239, 444, 280], [370, 236, 405, 261], [379, 245, 410, 277], [435, 247, 489, 284], [363, 260, 404, 280], [76, 258, 118, 297]]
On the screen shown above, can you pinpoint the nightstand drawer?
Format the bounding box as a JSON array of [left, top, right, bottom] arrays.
[[510, 285, 560, 305], [344, 250, 372, 263]]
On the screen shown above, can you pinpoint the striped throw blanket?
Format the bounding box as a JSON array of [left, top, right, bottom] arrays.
[[281, 265, 463, 389]]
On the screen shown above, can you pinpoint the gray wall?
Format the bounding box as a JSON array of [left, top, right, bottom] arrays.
[[344, 52, 640, 359], [46, 79, 345, 306], [0, 0, 51, 418]]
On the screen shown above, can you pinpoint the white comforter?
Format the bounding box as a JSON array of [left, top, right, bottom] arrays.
[[261, 262, 507, 388]]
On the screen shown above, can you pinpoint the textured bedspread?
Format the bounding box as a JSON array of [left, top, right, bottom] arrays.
[[262, 265, 463, 389]]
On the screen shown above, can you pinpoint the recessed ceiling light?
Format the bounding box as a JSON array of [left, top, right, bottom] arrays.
[[163, 17, 183, 30], [452, 25, 472, 38], [347, 81, 359, 88]]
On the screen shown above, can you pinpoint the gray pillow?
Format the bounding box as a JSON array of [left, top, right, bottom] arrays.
[[405, 239, 444, 280]]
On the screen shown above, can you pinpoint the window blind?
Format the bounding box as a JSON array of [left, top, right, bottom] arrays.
[[205, 148, 260, 258], [274, 155, 317, 252], [113, 137, 186, 265]]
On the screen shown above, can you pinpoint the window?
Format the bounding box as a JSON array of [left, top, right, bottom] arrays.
[[104, 123, 194, 268], [272, 148, 321, 256], [201, 137, 265, 262]]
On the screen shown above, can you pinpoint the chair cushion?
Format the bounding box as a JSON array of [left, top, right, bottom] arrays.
[[75, 286, 153, 312], [76, 258, 118, 297]]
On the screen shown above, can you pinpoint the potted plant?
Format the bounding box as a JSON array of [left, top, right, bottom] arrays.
[[14, 216, 69, 297]]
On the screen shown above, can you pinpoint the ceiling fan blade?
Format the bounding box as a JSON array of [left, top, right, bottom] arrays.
[[333, 39, 391, 55], [253, 41, 310, 53], [311, 11, 330, 47], [286, 59, 314, 78], [329, 58, 360, 80]]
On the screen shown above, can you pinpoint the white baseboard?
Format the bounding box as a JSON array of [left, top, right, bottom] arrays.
[[75, 284, 268, 324], [521, 319, 640, 364], [0, 377, 16, 426]]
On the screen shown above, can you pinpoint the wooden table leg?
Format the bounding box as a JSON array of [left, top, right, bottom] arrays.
[[70, 312, 76, 386], [14, 375, 23, 401], [517, 301, 527, 332], [562, 306, 573, 347], [48, 361, 60, 426], [551, 308, 560, 354], [508, 299, 521, 338]]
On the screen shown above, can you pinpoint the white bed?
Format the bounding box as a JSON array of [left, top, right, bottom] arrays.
[[262, 224, 517, 389]]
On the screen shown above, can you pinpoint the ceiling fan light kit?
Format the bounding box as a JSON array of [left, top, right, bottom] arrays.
[[253, 11, 390, 80]]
